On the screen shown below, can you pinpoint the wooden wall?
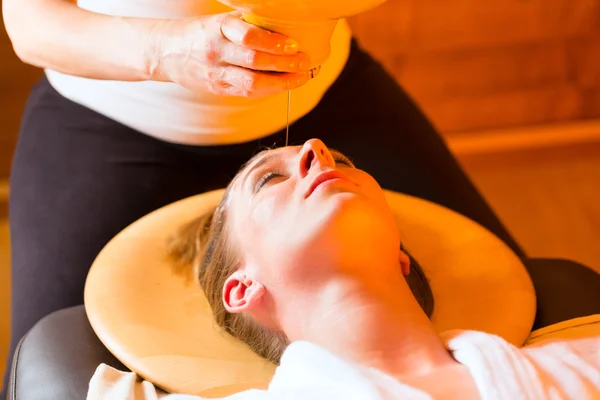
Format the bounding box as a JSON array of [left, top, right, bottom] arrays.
[[1, 0, 600, 178], [0, 8, 42, 179], [348, 0, 600, 133]]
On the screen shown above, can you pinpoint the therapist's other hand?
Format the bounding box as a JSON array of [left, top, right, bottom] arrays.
[[146, 12, 316, 97]]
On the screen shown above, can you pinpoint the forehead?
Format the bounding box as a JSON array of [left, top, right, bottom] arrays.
[[225, 146, 297, 198], [247, 146, 299, 169], [223, 146, 299, 220], [239, 146, 300, 182]]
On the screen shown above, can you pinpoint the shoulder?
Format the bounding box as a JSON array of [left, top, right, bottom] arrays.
[[441, 327, 600, 370], [526, 314, 600, 346], [523, 315, 600, 365], [443, 328, 600, 397]]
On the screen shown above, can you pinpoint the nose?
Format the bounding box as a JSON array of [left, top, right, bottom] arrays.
[[298, 139, 335, 178]]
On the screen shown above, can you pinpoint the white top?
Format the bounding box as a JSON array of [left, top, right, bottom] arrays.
[[45, 0, 352, 145], [87, 315, 600, 400]]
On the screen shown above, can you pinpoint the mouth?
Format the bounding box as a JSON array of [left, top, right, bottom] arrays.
[[305, 170, 355, 198]]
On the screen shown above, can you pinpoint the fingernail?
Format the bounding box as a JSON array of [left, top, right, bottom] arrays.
[[285, 73, 309, 89], [283, 39, 300, 54]]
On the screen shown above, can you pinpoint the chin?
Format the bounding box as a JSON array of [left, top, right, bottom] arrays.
[[308, 192, 399, 262], [323, 187, 392, 225]]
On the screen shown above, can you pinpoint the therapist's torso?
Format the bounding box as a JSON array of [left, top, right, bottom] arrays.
[[44, 0, 353, 146]]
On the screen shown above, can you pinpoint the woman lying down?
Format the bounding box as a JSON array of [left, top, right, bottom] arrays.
[[88, 139, 600, 400]]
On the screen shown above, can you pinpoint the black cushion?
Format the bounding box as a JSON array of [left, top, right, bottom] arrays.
[[6, 305, 126, 400], [527, 258, 600, 330]]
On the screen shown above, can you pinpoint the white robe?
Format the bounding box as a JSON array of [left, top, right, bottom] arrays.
[[87, 315, 600, 400]]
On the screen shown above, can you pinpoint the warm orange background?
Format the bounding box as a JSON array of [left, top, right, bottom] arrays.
[[1, 0, 600, 384]]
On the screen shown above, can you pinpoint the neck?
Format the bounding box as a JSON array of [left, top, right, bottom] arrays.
[[279, 267, 455, 377]]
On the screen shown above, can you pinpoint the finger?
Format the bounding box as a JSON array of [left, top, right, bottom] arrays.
[[220, 13, 301, 56], [219, 41, 311, 73], [206, 80, 246, 97], [220, 66, 312, 97]]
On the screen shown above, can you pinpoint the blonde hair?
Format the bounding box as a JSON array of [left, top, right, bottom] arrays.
[[168, 153, 434, 365]]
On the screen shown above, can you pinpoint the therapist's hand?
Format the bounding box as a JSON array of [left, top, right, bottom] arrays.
[[146, 12, 316, 97]]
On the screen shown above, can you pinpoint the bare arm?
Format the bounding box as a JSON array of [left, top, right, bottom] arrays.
[[2, 0, 160, 81], [2, 0, 313, 95]]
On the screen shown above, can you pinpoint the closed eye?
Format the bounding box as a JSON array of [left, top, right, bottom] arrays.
[[253, 151, 354, 193], [332, 153, 354, 168], [254, 170, 284, 193]]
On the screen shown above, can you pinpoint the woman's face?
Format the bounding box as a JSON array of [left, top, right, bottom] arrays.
[[227, 139, 402, 293]]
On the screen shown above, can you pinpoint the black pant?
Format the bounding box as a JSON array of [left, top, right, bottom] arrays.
[[3, 40, 597, 394]]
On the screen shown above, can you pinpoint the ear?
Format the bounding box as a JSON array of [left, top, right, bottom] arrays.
[[222, 270, 266, 313], [399, 249, 411, 277]]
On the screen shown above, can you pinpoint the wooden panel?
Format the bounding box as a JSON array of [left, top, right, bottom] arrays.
[[418, 84, 585, 133], [566, 34, 600, 87], [0, 4, 43, 179], [0, 219, 9, 383], [410, 0, 599, 51], [459, 141, 600, 273], [394, 40, 569, 97], [351, 0, 600, 53], [0, 87, 37, 177], [581, 87, 600, 118], [348, 0, 600, 134], [347, 0, 414, 52], [447, 120, 600, 156]]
